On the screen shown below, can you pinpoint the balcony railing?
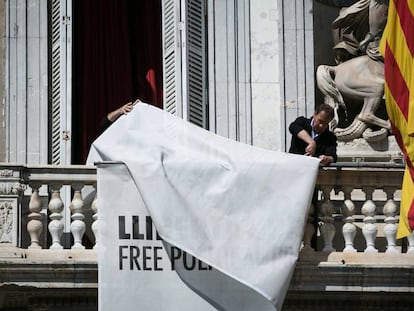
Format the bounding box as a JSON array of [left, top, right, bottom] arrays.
[[310, 162, 413, 254], [1, 162, 412, 254], [0, 164, 97, 250]]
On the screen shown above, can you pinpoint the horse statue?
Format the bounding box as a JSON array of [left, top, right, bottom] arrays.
[[316, 0, 390, 142], [316, 55, 390, 141]]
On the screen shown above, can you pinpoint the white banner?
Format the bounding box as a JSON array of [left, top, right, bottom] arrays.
[[88, 103, 320, 311]]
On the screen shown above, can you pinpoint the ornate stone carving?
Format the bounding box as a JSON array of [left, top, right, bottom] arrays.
[[316, 1, 391, 143], [0, 201, 14, 243], [0, 181, 24, 195], [0, 169, 14, 177]]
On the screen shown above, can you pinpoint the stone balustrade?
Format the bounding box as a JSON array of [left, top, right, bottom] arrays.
[[0, 164, 97, 250], [0, 162, 411, 254], [305, 162, 414, 255]]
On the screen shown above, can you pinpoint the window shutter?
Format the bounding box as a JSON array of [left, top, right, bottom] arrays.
[[184, 0, 207, 128], [162, 0, 207, 128], [162, 0, 183, 118], [50, 0, 72, 165]]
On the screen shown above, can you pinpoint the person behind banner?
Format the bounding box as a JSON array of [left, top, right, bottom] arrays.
[[288, 103, 337, 166], [100, 99, 141, 131], [288, 103, 337, 250]]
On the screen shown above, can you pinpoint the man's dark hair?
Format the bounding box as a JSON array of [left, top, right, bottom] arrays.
[[315, 104, 334, 120]]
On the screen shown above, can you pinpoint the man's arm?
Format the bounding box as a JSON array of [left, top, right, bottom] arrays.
[[107, 102, 134, 122], [289, 117, 317, 156], [296, 130, 317, 156]]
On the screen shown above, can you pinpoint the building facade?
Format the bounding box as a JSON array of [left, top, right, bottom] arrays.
[[0, 0, 318, 165], [0, 1, 412, 310]]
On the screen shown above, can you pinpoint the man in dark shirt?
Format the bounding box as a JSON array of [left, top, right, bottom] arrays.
[[289, 104, 337, 165], [289, 103, 337, 250]]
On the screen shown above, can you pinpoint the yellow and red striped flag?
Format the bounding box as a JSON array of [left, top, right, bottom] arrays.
[[380, 0, 414, 238]]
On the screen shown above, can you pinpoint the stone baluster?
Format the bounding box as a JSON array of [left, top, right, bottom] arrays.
[[382, 188, 398, 254], [48, 184, 64, 249], [341, 195, 357, 253], [319, 187, 336, 253], [302, 202, 315, 252], [70, 184, 86, 249], [361, 187, 378, 253], [27, 183, 43, 249], [91, 190, 100, 249], [407, 231, 414, 254]]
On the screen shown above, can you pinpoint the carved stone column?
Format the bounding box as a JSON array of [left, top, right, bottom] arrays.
[[406, 231, 414, 254], [48, 184, 64, 249], [361, 187, 378, 253], [319, 199, 336, 253], [382, 190, 398, 254], [341, 199, 357, 253], [91, 189, 99, 249], [302, 203, 315, 252], [27, 183, 43, 249], [319, 186, 336, 253], [70, 184, 86, 249], [0, 168, 24, 247]]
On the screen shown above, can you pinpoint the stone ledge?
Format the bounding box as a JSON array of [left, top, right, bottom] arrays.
[[337, 136, 403, 163], [290, 251, 414, 294], [0, 247, 98, 289], [0, 246, 97, 263], [320, 252, 414, 268]]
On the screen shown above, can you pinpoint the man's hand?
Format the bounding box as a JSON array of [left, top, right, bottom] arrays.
[[297, 130, 316, 156], [305, 141, 316, 156], [319, 155, 333, 165]]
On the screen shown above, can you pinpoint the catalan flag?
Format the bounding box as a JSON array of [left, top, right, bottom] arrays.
[[380, 0, 414, 238]]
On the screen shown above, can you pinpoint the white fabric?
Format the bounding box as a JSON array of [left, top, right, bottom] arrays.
[[88, 103, 320, 311]]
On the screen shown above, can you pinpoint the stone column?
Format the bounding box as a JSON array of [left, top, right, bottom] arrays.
[[0, 167, 24, 248]]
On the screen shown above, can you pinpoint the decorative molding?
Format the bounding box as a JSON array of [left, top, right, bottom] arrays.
[[0, 169, 13, 177], [0, 201, 14, 243], [0, 182, 24, 195]]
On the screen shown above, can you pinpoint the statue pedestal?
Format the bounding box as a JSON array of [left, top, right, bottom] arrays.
[[337, 136, 404, 163]]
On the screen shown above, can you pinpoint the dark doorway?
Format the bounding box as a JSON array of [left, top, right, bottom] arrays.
[[72, 0, 162, 164]]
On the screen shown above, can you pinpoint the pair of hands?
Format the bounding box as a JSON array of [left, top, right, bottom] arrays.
[[305, 141, 333, 165]]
